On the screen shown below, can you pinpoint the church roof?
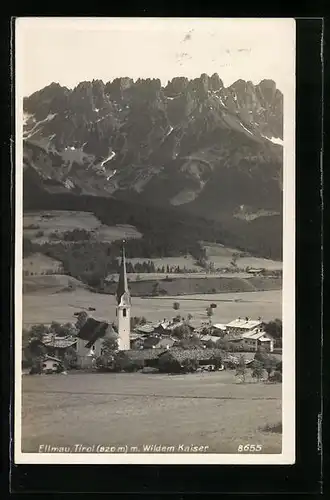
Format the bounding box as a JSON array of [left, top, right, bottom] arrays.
[[116, 242, 130, 305], [77, 318, 116, 348]]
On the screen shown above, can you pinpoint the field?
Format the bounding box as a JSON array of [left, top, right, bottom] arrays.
[[127, 244, 282, 273], [23, 252, 63, 275], [202, 242, 282, 270], [23, 210, 142, 243], [21, 371, 282, 454], [23, 288, 282, 326]]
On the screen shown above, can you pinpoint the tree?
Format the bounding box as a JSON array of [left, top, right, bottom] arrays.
[[262, 319, 282, 347], [251, 360, 264, 382], [102, 336, 118, 355], [173, 302, 180, 311], [50, 321, 62, 335], [75, 311, 88, 330], [179, 334, 203, 349], [63, 346, 78, 369], [216, 338, 230, 351], [29, 323, 49, 341], [206, 307, 213, 319], [181, 358, 198, 373], [173, 324, 191, 340], [96, 336, 118, 371], [264, 359, 275, 380], [269, 370, 282, 383], [254, 347, 277, 379], [235, 355, 247, 383]]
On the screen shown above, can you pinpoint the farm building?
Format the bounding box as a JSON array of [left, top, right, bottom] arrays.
[[115, 348, 168, 371], [158, 348, 224, 373], [76, 318, 118, 368]]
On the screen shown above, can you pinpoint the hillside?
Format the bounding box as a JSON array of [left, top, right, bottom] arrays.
[[22, 74, 283, 260]]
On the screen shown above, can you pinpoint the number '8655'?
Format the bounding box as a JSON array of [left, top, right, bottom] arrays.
[[238, 444, 262, 452]]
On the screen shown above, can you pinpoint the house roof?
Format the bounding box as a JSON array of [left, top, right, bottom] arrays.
[[77, 318, 117, 348], [130, 333, 144, 340], [160, 348, 223, 363], [116, 243, 130, 305], [134, 324, 155, 334], [118, 348, 167, 361], [223, 353, 255, 364], [42, 355, 62, 363], [199, 335, 221, 344], [226, 319, 262, 330], [242, 331, 269, 340], [213, 323, 227, 331], [43, 336, 77, 349]]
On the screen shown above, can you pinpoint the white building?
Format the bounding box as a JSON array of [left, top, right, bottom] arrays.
[[225, 317, 274, 352], [116, 242, 131, 351]]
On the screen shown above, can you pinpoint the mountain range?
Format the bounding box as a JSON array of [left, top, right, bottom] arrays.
[[22, 74, 283, 259]]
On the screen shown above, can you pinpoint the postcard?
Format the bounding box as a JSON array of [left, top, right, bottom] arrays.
[[14, 17, 295, 465]]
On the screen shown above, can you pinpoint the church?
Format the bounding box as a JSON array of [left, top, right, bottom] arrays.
[[75, 241, 131, 366], [115, 241, 131, 351]]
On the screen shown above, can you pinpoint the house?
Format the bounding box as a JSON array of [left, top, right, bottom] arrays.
[[212, 323, 227, 336], [158, 348, 223, 372], [134, 323, 156, 335], [42, 334, 77, 360], [247, 268, 263, 275], [41, 356, 64, 374], [115, 348, 168, 370], [224, 318, 273, 352], [198, 334, 221, 345], [241, 331, 274, 352], [76, 318, 118, 368], [225, 318, 263, 337]]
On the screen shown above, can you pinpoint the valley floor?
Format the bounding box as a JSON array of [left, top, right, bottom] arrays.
[[21, 371, 282, 455], [23, 289, 282, 326]]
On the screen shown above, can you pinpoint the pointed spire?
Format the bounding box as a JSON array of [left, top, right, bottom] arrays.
[[116, 240, 129, 305]]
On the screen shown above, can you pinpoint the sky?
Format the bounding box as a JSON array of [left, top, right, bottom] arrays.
[[17, 18, 295, 97]]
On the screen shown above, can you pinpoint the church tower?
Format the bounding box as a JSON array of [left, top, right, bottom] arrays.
[[116, 241, 131, 351]]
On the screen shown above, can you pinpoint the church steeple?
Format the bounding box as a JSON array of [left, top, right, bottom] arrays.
[[116, 241, 131, 351], [116, 241, 129, 305]]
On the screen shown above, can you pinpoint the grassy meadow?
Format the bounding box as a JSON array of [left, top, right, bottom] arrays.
[[21, 371, 282, 454], [23, 287, 281, 327], [23, 210, 142, 244]]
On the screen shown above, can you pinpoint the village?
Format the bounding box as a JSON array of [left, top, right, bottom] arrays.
[[24, 244, 282, 382]]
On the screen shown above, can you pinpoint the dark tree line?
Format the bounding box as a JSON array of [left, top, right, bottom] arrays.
[[24, 191, 282, 261]]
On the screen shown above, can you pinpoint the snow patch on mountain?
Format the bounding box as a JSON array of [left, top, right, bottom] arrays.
[[269, 136, 283, 146], [100, 151, 116, 167], [240, 123, 253, 135], [262, 134, 283, 146], [23, 113, 57, 139]]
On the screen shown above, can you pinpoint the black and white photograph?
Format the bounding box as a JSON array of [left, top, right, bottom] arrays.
[[15, 17, 295, 464]]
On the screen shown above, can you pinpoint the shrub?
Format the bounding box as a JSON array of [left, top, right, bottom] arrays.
[[268, 370, 282, 383], [251, 360, 264, 382], [235, 355, 246, 382]]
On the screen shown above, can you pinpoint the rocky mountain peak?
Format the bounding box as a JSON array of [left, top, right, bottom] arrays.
[[23, 74, 283, 247]]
